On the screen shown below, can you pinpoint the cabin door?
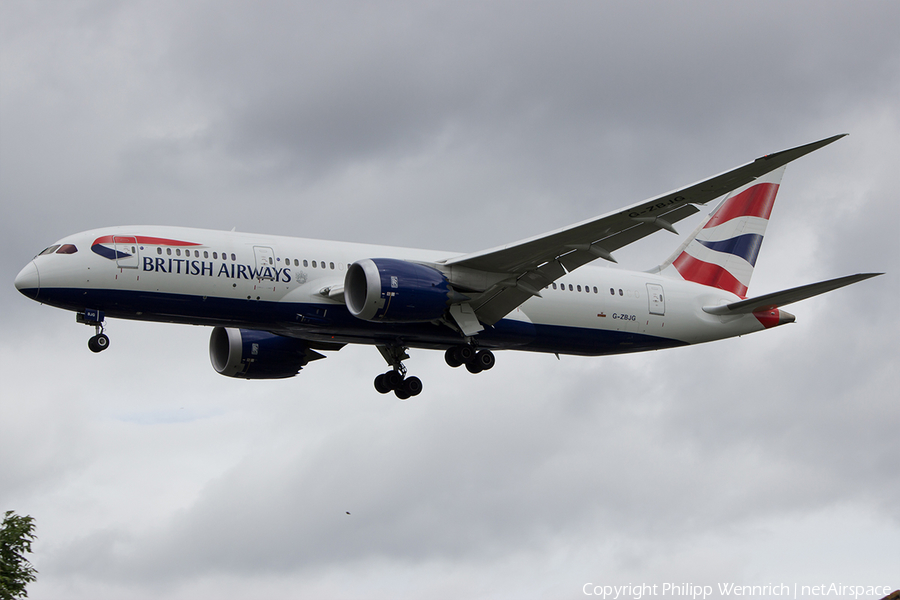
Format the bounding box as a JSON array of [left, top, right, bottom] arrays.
[[114, 236, 139, 269], [253, 246, 276, 280]]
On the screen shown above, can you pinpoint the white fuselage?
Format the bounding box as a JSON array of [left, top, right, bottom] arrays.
[[16, 225, 773, 357]]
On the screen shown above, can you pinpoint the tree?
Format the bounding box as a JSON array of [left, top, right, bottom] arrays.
[[0, 511, 37, 600]]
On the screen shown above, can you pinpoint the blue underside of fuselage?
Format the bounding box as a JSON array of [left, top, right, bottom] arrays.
[[26, 287, 688, 356]]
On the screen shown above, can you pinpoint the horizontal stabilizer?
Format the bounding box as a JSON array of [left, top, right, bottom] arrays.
[[702, 273, 882, 315]]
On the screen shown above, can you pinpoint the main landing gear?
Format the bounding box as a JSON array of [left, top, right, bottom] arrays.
[[373, 344, 496, 398], [374, 344, 423, 399], [374, 369, 423, 399], [444, 345, 495, 374], [77, 309, 110, 353]]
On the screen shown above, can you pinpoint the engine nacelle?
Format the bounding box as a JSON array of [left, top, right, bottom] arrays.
[[209, 327, 318, 379], [344, 258, 453, 323]]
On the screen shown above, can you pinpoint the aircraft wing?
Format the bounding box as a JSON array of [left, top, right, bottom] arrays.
[[441, 134, 848, 325]]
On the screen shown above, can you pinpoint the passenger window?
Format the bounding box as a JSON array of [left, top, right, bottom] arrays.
[[593, 286, 598, 294], [157, 247, 162, 255], [619, 289, 623, 296], [312, 261, 317, 268], [303, 260, 308, 267], [568, 284, 573, 291], [213, 252, 218, 259], [167, 248, 172, 256], [204, 251, 209, 259], [294, 259, 299, 266], [551, 283, 557, 289], [577, 285, 582, 292], [610, 288, 614, 295], [330, 262, 335, 270], [231, 253, 236, 261]]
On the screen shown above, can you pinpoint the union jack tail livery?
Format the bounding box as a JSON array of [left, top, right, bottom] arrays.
[[657, 167, 785, 298]]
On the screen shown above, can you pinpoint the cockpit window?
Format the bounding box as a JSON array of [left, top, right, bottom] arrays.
[[56, 244, 78, 254], [38, 245, 60, 256]]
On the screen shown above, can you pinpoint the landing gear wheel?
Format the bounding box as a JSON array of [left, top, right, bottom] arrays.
[[475, 349, 495, 371], [88, 333, 110, 353], [445, 345, 474, 368], [464, 349, 494, 373], [402, 376, 423, 397], [381, 370, 404, 390], [374, 374, 391, 394], [445, 347, 462, 368]]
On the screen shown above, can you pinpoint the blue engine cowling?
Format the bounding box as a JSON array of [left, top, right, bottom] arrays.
[[344, 258, 453, 322], [209, 327, 318, 379]]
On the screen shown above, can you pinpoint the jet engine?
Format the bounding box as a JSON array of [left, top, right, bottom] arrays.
[[209, 327, 322, 379], [344, 258, 456, 322]]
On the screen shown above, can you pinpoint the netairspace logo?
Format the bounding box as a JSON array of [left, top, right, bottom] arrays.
[[582, 583, 895, 599]]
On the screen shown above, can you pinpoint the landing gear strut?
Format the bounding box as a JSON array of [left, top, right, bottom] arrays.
[[374, 344, 423, 399], [77, 309, 110, 353], [445, 345, 495, 374]]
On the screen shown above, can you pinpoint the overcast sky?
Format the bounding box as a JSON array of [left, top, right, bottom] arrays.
[[1, 2, 898, 599]]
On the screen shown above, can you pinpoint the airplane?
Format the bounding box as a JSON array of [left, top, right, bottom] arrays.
[[14, 134, 882, 398]]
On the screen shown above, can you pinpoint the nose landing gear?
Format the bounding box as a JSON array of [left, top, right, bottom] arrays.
[[77, 309, 110, 353]]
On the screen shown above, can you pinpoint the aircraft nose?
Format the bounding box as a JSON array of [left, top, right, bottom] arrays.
[[15, 261, 40, 300]]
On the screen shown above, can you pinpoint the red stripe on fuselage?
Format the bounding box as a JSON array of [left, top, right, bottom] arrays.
[[673, 253, 748, 298], [705, 182, 779, 228], [92, 235, 201, 247]]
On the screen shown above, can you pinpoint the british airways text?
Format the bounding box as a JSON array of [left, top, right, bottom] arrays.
[[142, 257, 292, 283]]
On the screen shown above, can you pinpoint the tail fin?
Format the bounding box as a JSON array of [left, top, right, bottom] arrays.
[[656, 166, 786, 298]]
